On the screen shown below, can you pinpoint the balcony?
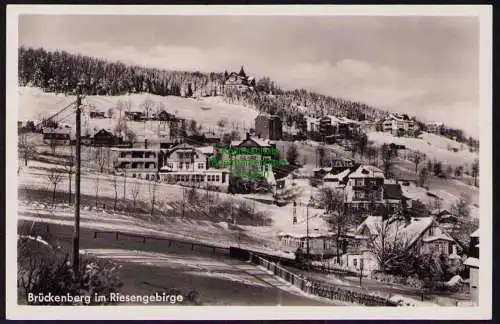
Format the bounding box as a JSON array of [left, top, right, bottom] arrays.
[[117, 155, 157, 163]]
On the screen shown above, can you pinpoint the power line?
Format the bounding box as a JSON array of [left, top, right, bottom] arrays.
[[35, 101, 77, 127]]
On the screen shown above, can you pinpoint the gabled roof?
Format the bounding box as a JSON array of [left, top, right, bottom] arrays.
[[231, 136, 271, 148], [355, 216, 439, 249], [383, 184, 403, 200], [464, 257, 479, 268], [349, 165, 385, 179], [324, 168, 351, 181]]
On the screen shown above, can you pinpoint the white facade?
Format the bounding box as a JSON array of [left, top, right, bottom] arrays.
[[112, 148, 159, 180], [382, 114, 416, 135], [160, 144, 230, 192]]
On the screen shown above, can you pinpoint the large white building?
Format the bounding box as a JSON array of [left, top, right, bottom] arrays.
[[381, 113, 416, 136], [159, 143, 230, 192], [112, 148, 159, 180]]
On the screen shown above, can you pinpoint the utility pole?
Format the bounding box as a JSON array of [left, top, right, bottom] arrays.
[[72, 91, 82, 274]]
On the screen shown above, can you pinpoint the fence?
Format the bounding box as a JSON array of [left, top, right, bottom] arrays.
[[249, 253, 398, 307], [93, 230, 230, 257]]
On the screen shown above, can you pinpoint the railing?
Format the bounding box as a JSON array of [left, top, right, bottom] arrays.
[[249, 253, 398, 307], [92, 230, 230, 257]]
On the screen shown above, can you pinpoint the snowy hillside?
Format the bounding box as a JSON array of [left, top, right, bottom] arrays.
[[18, 87, 260, 140], [367, 131, 478, 166]]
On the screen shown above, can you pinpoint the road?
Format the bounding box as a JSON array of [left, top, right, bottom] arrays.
[[18, 220, 343, 306]]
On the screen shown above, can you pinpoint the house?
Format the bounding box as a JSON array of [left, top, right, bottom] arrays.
[[203, 133, 220, 145], [381, 113, 416, 136], [345, 216, 461, 274], [464, 228, 479, 305], [426, 121, 444, 134], [383, 183, 403, 213], [112, 147, 160, 180], [42, 127, 71, 145], [322, 168, 351, 190], [305, 116, 320, 133], [223, 133, 278, 179], [124, 111, 144, 121], [91, 128, 121, 147], [159, 143, 230, 192], [344, 165, 385, 213], [254, 113, 283, 140], [278, 231, 337, 258], [223, 67, 255, 93], [157, 110, 175, 122], [89, 111, 106, 119]]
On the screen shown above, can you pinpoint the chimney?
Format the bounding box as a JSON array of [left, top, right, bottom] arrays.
[[246, 132, 251, 140], [144, 139, 148, 149]]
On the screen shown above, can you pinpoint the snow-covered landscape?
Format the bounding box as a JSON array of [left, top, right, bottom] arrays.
[[11, 10, 488, 320]]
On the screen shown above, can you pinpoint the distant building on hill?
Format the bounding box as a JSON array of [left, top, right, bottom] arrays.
[[426, 121, 444, 134], [223, 66, 255, 93], [381, 113, 416, 136], [42, 126, 71, 145], [254, 113, 283, 140]]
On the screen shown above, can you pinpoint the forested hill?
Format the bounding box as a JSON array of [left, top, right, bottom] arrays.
[[18, 46, 226, 97], [18, 46, 386, 120], [16, 46, 478, 145]]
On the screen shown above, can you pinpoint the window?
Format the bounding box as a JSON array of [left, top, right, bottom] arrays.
[[198, 163, 204, 169], [179, 163, 184, 169], [167, 163, 173, 169], [353, 259, 357, 267], [428, 226, 435, 236], [186, 163, 190, 169], [132, 173, 136, 178], [215, 175, 220, 182], [146, 174, 150, 180]]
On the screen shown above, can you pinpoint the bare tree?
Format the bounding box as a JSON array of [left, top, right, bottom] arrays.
[[47, 168, 63, 208], [320, 187, 349, 263], [368, 218, 416, 275], [471, 159, 479, 187], [410, 151, 424, 176], [107, 107, 115, 119], [18, 133, 37, 167], [148, 177, 159, 217], [94, 146, 107, 173], [48, 137, 58, 156], [380, 144, 394, 178], [451, 193, 471, 220], [418, 167, 429, 188], [141, 98, 155, 131], [131, 180, 141, 212], [112, 172, 119, 211]]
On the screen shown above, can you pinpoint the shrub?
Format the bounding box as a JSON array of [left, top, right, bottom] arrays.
[[18, 236, 123, 305]]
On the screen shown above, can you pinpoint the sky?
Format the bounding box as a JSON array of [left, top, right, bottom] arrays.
[[18, 14, 480, 137]]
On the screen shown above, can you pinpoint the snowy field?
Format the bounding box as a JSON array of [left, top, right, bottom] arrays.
[[17, 159, 330, 255], [367, 131, 478, 167], [18, 86, 260, 140]]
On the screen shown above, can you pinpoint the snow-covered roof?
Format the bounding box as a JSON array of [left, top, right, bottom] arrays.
[[325, 168, 351, 181], [464, 257, 479, 268], [278, 232, 335, 239], [349, 165, 385, 179], [356, 216, 436, 248], [42, 127, 71, 134], [470, 228, 480, 238], [198, 146, 215, 155], [422, 233, 455, 243], [233, 136, 271, 147]]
